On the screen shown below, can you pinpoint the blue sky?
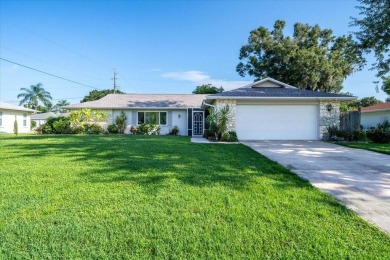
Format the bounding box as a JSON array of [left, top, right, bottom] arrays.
[[0, 0, 387, 105]]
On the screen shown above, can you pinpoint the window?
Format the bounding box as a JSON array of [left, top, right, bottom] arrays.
[[0, 112, 2, 126], [137, 112, 167, 125], [23, 113, 27, 127]]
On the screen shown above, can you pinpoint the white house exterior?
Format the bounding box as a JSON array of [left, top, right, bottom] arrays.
[[64, 94, 207, 136], [0, 102, 35, 133], [203, 78, 355, 140], [64, 78, 355, 140], [361, 103, 390, 129]]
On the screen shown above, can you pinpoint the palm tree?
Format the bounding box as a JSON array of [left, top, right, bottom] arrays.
[[56, 99, 70, 107], [55, 99, 70, 113], [17, 83, 52, 110]]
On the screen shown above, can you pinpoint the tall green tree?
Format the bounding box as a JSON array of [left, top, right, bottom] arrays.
[[192, 84, 224, 94], [81, 89, 124, 102], [340, 95, 383, 112], [351, 0, 390, 94], [17, 83, 52, 109], [236, 20, 365, 93]]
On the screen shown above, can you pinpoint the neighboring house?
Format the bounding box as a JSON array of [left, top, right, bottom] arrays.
[[361, 103, 390, 129], [31, 112, 57, 128], [64, 78, 355, 140], [31, 112, 70, 128], [0, 101, 35, 133]]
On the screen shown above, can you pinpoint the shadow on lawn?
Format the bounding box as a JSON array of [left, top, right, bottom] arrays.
[[2, 135, 311, 193]]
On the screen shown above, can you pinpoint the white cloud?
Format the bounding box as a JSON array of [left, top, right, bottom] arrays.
[[161, 70, 250, 90]]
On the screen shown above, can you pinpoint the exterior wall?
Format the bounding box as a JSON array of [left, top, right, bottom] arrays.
[[171, 110, 187, 136], [215, 99, 237, 132], [0, 109, 31, 133], [319, 100, 340, 139], [108, 109, 188, 135], [361, 110, 390, 129]]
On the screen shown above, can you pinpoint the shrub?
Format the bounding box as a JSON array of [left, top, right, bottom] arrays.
[[352, 130, 366, 141], [53, 119, 71, 134], [41, 124, 53, 134], [88, 124, 104, 134], [221, 131, 239, 142], [107, 124, 119, 134], [169, 126, 179, 135], [130, 126, 137, 134], [31, 120, 37, 130], [13, 118, 18, 136], [70, 126, 84, 134], [136, 124, 160, 135], [203, 129, 213, 138], [115, 111, 127, 134], [42, 116, 70, 134], [366, 120, 390, 143], [326, 125, 338, 140]]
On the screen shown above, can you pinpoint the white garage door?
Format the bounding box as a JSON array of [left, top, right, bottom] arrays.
[[236, 105, 318, 140]]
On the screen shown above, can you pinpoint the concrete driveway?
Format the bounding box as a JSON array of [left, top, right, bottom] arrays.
[[241, 141, 390, 234]]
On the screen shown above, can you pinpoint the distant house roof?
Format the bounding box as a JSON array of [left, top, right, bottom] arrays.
[[361, 102, 390, 112], [31, 112, 57, 120], [206, 78, 356, 100], [0, 101, 36, 112], [63, 94, 208, 109]]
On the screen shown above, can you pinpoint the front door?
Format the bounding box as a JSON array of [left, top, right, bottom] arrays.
[[192, 111, 204, 136]]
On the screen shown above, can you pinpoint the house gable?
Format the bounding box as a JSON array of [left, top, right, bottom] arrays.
[[247, 78, 297, 89]]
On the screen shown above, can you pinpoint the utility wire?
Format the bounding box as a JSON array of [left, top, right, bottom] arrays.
[[0, 45, 105, 82], [0, 57, 101, 90]]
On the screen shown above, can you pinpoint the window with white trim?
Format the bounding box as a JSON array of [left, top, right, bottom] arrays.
[[23, 113, 27, 127], [0, 111, 2, 126], [137, 112, 167, 125]]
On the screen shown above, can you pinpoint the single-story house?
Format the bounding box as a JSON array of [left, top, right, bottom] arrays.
[[64, 78, 355, 140], [361, 102, 390, 129], [0, 101, 35, 133], [31, 112, 70, 128]]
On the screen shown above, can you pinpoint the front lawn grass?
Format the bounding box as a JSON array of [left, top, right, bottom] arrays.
[[0, 135, 389, 258], [337, 141, 390, 155]]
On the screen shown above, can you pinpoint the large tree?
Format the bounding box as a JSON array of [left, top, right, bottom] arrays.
[[81, 89, 124, 103], [351, 0, 390, 94], [236, 20, 365, 93], [17, 83, 52, 109], [192, 84, 224, 94], [340, 95, 383, 112]]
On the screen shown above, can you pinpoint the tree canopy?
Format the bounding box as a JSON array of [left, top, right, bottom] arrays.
[[81, 89, 124, 103], [340, 95, 383, 112], [192, 84, 224, 94], [17, 83, 52, 109], [351, 0, 390, 93], [236, 20, 365, 93]]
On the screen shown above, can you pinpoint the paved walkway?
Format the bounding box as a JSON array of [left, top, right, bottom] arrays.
[[241, 141, 390, 234]]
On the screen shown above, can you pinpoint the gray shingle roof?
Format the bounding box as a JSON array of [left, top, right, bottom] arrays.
[[0, 101, 36, 112], [31, 112, 57, 120], [206, 87, 355, 99], [64, 94, 208, 109]]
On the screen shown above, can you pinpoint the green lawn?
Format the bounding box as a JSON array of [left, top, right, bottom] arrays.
[[337, 142, 390, 155], [0, 135, 389, 259]]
